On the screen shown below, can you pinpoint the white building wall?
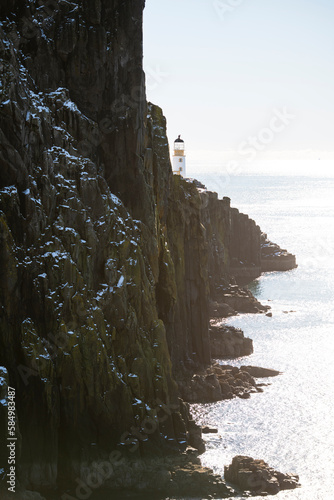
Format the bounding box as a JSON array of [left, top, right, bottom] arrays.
[[172, 155, 186, 177]]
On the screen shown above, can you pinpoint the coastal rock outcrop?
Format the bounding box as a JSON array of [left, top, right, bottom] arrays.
[[225, 456, 300, 495], [226, 207, 297, 284], [261, 233, 297, 272], [240, 366, 281, 378], [210, 283, 269, 317], [178, 363, 263, 403], [210, 323, 253, 359], [95, 452, 235, 499]]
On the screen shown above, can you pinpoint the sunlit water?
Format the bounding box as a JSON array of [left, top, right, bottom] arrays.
[[190, 161, 334, 499]]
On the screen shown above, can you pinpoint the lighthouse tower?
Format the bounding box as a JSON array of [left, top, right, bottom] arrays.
[[172, 135, 186, 177]]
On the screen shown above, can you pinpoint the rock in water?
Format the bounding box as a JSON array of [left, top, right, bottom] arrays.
[[224, 456, 300, 495], [240, 366, 281, 378], [177, 363, 264, 403], [202, 425, 218, 434]]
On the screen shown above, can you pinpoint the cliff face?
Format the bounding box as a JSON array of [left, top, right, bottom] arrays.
[[0, 1, 185, 492], [0, 0, 151, 224], [224, 207, 296, 285], [144, 105, 211, 373], [0, 2, 296, 497]]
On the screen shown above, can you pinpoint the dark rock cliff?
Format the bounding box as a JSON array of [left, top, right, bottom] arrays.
[[0, 1, 184, 494], [228, 205, 296, 284], [0, 1, 296, 497], [229, 207, 262, 284]]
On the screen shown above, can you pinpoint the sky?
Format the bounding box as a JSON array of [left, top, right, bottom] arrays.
[[143, 0, 334, 163]]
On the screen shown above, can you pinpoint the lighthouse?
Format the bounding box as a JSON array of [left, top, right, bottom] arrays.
[[172, 135, 186, 177]]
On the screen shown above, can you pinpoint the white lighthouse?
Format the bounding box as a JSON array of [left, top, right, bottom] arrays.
[[172, 135, 186, 177]]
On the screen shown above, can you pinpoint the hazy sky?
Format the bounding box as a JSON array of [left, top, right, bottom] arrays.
[[143, 0, 334, 159]]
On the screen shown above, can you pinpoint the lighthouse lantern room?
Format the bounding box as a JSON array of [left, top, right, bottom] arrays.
[[172, 135, 186, 177]]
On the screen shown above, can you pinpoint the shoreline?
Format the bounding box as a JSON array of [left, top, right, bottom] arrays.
[[182, 267, 300, 498]]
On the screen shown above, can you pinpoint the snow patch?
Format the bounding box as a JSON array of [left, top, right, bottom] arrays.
[[117, 276, 125, 288], [0, 185, 17, 195], [110, 193, 122, 206], [63, 99, 80, 113]]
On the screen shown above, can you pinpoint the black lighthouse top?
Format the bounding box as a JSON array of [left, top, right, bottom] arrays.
[[174, 135, 184, 143]]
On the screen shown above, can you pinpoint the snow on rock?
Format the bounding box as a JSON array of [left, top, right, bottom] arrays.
[[0, 367, 8, 407]]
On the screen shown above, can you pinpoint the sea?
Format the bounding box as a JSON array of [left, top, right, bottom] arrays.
[[188, 159, 334, 499]]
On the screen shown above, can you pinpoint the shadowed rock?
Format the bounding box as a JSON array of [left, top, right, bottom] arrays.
[[261, 233, 297, 272], [210, 323, 253, 359], [225, 455, 300, 495], [241, 366, 282, 378]]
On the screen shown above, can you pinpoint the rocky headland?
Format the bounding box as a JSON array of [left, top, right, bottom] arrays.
[[0, 1, 297, 498], [261, 232, 298, 272]]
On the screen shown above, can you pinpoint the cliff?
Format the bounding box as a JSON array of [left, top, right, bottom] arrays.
[[0, 1, 186, 495], [229, 209, 297, 284], [0, 2, 296, 498]]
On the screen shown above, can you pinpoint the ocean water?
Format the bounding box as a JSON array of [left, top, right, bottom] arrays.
[[189, 160, 334, 499]]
